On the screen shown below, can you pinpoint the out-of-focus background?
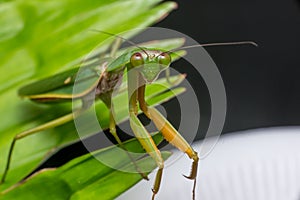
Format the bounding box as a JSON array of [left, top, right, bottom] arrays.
[[156, 0, 300, 139], [118, 127, 300, 200]]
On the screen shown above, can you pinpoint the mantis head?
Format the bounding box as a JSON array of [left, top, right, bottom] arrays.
[[130, 50, 171, 83]]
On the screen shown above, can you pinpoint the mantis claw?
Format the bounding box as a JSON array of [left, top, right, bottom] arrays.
[[182, 155, 198, 200], [183, 157, 198, 180]]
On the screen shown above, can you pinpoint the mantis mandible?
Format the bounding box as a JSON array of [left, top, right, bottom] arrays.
[[1, 30, 257, 200]]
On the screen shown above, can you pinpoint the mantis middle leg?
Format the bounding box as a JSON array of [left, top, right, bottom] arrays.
[[100, 92, 149, 180]]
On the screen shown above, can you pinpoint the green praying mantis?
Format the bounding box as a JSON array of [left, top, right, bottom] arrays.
[[0, 30, 257, 200]]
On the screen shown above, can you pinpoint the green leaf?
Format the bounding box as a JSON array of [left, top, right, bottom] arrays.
[[0, 0, 182, 193], [0, 133, 171, 200], [0, 0, 177, 92]]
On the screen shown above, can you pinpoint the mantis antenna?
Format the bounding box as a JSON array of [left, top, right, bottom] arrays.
[[90, 29, 150, 56], [172, 41, 258, 51], [90, 29, 258, 54]]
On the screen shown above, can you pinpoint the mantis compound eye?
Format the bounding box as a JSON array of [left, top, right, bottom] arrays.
[[130, 52, 144, 67], [157, 52, 171, 68]]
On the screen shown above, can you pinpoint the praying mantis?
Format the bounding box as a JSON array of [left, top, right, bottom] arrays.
[[0, 30, 257, 200]]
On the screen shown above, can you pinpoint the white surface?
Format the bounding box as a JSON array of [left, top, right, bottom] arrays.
[[117, 126, 300, 200]]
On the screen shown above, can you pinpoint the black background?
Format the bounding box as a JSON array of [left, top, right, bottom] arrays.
[[38, 0, 300, 170], [158, 0, 300, 135]]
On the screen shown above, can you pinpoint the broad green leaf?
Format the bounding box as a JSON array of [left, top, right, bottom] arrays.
[[0, 0, 183, 192], [0, 133, 171, 200]]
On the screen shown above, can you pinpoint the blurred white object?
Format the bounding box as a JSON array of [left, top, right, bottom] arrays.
[[117, 126, 300, 200]]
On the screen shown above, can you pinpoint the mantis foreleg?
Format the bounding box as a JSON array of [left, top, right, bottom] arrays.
[[127, 66, 165, 199], [138, 76, 199, 200]]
